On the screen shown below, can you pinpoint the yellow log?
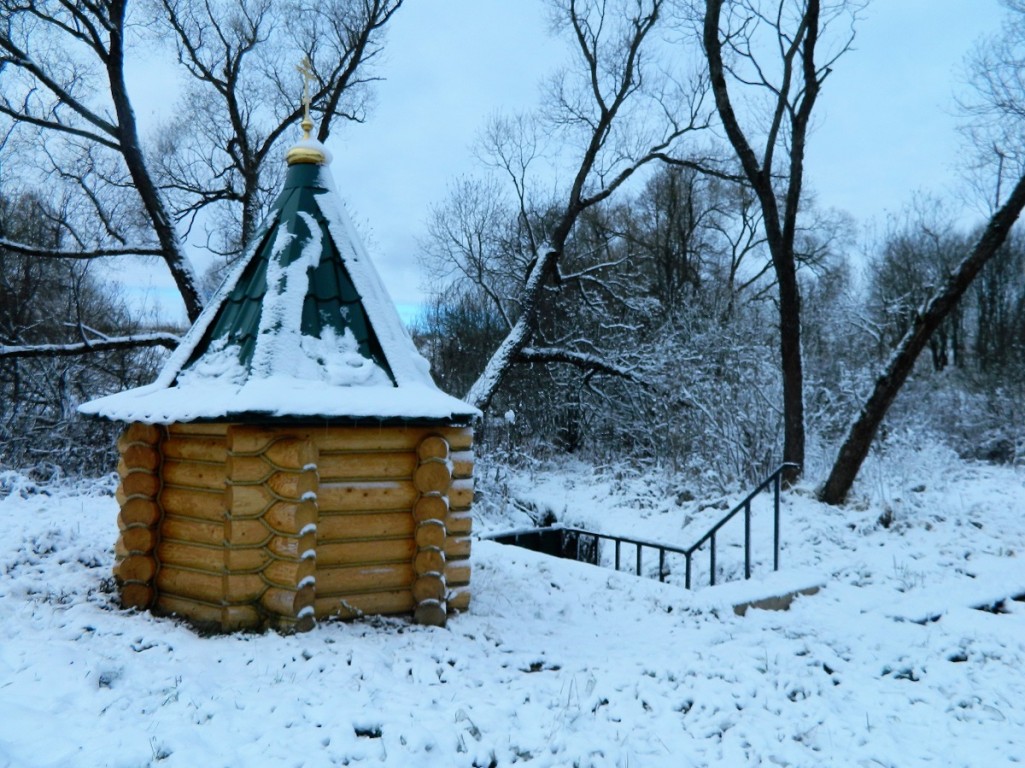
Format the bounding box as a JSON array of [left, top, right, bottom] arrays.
[[120, 443, 161, 472], [222, 572, 269, 602], [160, 486, 225, 521], [120, 583, 154, 610], [162, 459, 227, 491], [161, 436, 228, 463], [223, 517, 270, 547], [307, 426, 471, 453], [414, 460, 452, 494], [116, 554, 156, 582], [411, 573, 446, 604], [451, 450, 474, 479], [167, 422, 228, 437], [315, 562, 415, 595], [446, 562, 471, 586], [226, 426, 277, 455], [413, 495, 448, 523], [314, 589, 415, 619], [262, 558, 316, 588], [449, 478, 474, 510], [444, 536, 472, 560], [225, 484, 274, 516], [156, 566, 224, 603], [318, 481, 418, 514], [120, 471, 160, 498], [316, 451, 417, 482], [267, 531, 316, 559], [414, 520, 446, 549], [448, 588, 471, 612], [267, 470, 318, 500], [413, 548, 446, 576], [120, 526, 158, 553], [263, 438, 317, 469], [263, 500, 317, 536], [119, 422, 162, 447], [155, 594, 223, 627], [413, 601, 447, 627], [262, 583, 315, 617], [443, 427, 473, 452], [417, 435, 450, 461], [224, 454, 272, 484], [220, 604, 263, 631], [224, 547, 269, 572], [316, 511, 414, 542], [273, 613, 316, 634], [115, 484, 128, 507], [120, 498, 162, 527], [306, 427, 424, 453], [160, 515, 223, 547], [316, 538, 416, 568], [446, 511, 473, 536], [114, 537, 129, 562], [157, 540, 223, 573]]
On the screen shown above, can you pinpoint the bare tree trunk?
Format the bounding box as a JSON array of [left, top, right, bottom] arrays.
[[820, 170, 1025, 505], [702, 0, 839, 483], [463, 0, 702, 412], [105, 1, 203, 322]]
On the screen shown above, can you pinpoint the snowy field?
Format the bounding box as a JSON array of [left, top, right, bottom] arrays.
[[2, 444, 1025, 767]]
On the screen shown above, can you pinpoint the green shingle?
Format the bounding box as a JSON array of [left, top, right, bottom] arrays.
[[179, 163, 395, 384]]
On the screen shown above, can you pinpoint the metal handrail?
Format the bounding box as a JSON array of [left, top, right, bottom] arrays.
[[504, 463, 797, 589]]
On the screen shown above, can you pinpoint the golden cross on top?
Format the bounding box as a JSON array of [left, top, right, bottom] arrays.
[[297, 56, 315, 137]]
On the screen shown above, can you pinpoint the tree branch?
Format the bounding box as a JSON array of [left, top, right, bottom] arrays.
[[0, 332, 181, 359], [0, 238, 164, 259], [517, 345, 646, 385]]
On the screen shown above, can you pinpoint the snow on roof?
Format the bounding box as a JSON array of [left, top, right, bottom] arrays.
[[80, 147, 479, 425]]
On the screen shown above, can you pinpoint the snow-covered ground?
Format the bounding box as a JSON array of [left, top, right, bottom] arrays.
[[2, 443, 1025, 767]]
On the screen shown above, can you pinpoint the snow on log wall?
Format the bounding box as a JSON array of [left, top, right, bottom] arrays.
[[111, 422, 474, 633]]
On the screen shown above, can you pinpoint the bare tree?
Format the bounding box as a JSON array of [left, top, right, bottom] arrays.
[[463, 0, 710, 412], [0, 191, 164, 473], [820, 175, 1025, 504], [0, 0, 205, 320], [866, 204, 970, 371], [819, 1, 1025, 504], [0, 0, 404, 327], [701, 0, 859, 482], [157, 0, 402, 256]]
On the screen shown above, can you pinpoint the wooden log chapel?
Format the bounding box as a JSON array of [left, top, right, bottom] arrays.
[[81, 88, 479, 633]]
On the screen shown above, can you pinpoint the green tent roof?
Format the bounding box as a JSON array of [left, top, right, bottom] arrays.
[[80, 142, 480, 425], [180, 163, 394, 384]]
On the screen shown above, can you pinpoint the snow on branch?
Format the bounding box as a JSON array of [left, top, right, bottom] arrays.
[[517, 346, 645, 385], [0, 333, 181, 360], [0, 238, 165, 259]]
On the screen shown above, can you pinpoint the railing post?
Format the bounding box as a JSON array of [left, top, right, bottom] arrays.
[[773, 469, 781, 572], [615, 539, 621, 571], [659, 549, 666, 583], [709, 532, 716, 586], [685, 553, 692, 589], [744, 500, 751, 580], [636, 545, 642, 576]]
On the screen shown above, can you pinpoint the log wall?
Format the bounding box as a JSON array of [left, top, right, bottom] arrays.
[[300, 425, 474, 625], [114, 423, 163, 610], [113, 422, 474, 633], [154, 423, 228, 628]]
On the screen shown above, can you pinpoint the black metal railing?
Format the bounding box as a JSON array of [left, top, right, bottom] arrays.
[[488, 464, 797, 590]]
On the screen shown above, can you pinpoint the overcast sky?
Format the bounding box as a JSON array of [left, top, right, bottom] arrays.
[[128, 0, 1009, 324]]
